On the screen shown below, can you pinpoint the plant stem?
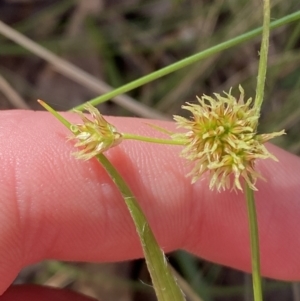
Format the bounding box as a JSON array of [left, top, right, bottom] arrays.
[[245, 183, 263, 301], [255, 0, 270, 112], [245, 1, 270, 300], [71, 10, 300, 111], [123, 133, 184, 145], [97, 154, 186, 301]]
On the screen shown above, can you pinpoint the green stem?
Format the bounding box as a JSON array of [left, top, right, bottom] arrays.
[[97, 154, 185, 301], [71, 10, 300, 111], [255, 0, 270, 112], [245, 184, 263, 301], [123, 133, 184, 145], [245, 2, 270, 301]]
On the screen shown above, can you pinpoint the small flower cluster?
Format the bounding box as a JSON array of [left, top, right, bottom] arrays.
[[70, 103, 123, 160], [172, 86, 284, 191]]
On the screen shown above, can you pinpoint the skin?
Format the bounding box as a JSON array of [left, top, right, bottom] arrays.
[[0, 110, 300, 300]]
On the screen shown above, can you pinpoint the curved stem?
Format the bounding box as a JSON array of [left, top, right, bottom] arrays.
[[97, 154, 186, 301], [245, 183, 263, 301]]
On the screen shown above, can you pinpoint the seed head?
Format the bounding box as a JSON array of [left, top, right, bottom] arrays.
[[70, 103, 123, 160], [173, 86, 285, 191]]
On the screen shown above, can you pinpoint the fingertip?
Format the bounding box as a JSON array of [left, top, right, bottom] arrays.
[[1, 110, 300, 281]]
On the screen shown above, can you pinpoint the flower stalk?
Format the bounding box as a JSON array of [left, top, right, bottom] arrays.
[[246, 0, 270, 300], [245, 182, 263, 301], [122, 133, 183, 145], [97, 154, 186, 301]]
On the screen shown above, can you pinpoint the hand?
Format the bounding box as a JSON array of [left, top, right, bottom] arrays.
[[0, 110, 299, 300]]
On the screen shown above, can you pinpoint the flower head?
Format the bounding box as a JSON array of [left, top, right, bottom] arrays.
[[173, 86, 284, 191], [70, 103, 123, 160]]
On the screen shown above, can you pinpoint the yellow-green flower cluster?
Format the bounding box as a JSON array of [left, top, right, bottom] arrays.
[[173, 86, 284, 191], [70, 103, 123, 160]]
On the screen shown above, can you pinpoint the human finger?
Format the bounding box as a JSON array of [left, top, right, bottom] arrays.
[[0, 110, 299, 295]]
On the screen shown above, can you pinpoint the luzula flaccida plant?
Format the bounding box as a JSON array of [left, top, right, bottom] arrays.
[[39, 1, 288, 300], [40, 81, 284, 301], [63, 84, 284, 301]]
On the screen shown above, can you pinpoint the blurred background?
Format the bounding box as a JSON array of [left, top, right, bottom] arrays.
[[0, 0, 300, 300]]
